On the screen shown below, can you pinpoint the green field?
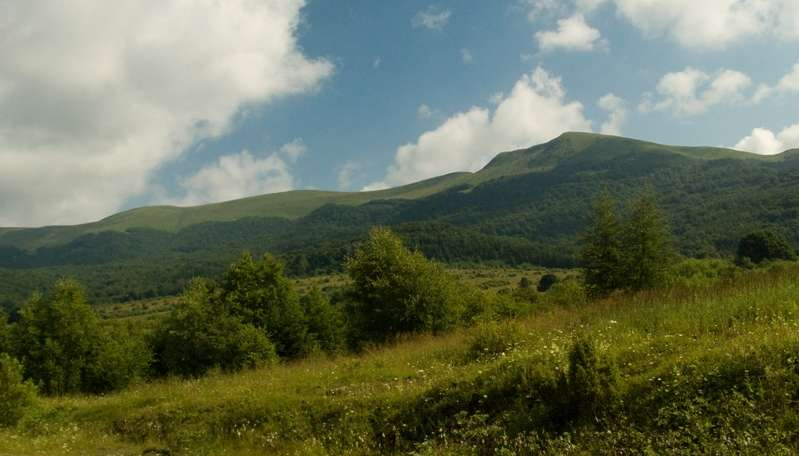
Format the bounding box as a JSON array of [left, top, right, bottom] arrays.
[[2, 262, 799, 455]]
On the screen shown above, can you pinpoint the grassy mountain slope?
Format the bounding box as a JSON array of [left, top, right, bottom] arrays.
[[2, 264, 799, 454], [1, 132, 780, 251], [0, 172, 472, 250]]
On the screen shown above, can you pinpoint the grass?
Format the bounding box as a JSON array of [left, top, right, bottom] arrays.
[[2, 263, 799, 454]]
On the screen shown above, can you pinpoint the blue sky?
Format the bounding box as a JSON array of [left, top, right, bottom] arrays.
[[1, 0, 798, 226]]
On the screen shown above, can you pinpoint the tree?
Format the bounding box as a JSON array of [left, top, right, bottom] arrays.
[[737, 231, 796, 264], [12, 279, 150, 394], [12, 280, 103, 395], [581, 191, 626, 297], [301, 288, 345, 354], [151, 279, 276, 377], [220, 253, 310, 358], [345, 227, 461, 341], [622, 191, 674, 290], [0, 354, 37, 427]]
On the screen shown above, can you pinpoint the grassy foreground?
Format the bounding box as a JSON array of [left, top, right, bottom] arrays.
[[3, 264, 799, 455]]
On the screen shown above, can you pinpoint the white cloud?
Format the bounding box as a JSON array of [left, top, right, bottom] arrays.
[[337, 162, 360, 191], [412, 6, 451, 31], [524, 0, 606, 21], [365, 67, 591, 189], [417, 104, 434, 119], [373, 57, 382, 69], [277, 138, 307, 163], [0, 0, 332, 226], [536, 14, 605, 52], [752, 61, 799, 102], [461, 48, 475, 64], [175, 141, 302, 206], [734, 123, 799, 155], [643, 67, 751, 115], [598, 93, 626, 135], [612, 0, 799, 49]]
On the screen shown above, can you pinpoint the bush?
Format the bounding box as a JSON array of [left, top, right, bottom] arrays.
[[464, 322, 522, 362], [0, 354, 37, 427], [301, 288, 346, 354], [12, 280, 104, 395], [152, 280, 276, 377], [345, 227, 462, 341], [220, 253, 310, 358], [537, 273, 558, 292], [737, 231, 796, 264], [554, 338, 617, 427], [84, 326, 153, 393], [541, 279, 587, 308]]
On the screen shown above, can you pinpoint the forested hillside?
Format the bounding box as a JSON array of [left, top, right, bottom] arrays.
[[2, 132, 798, 308]]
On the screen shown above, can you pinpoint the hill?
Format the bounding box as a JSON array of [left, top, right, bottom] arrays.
[[2, 132, 799, 307]]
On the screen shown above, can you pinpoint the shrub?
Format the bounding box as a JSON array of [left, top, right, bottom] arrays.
[[345, 227, 462, 341], [541, 279, 587, 308], [554, 338, 617, 426], [12, 280, 104, 395], [464, 322, 522, 362], [301, 288, 346, 354], [220, 253, 310, 358], [152, 280, 276, 377], [84, 326, 153, 393], [737, 230, 796, 264], [0, 354, 37, 427], [537, 273, 558, 292]]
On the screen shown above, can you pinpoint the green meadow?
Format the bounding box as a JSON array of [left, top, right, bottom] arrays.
[[2, 261, 798, 455]]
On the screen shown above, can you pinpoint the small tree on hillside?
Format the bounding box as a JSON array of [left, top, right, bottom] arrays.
[[737, 231, 796, 264], [622, 191, 675, 290], [12, 280, 102, 395], [345, 227, 461, 341], [220, 253, 310, 358], [581, 191, 626, 297]]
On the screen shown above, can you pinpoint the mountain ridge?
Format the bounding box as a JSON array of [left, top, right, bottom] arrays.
[[0, 132, 785, 249]]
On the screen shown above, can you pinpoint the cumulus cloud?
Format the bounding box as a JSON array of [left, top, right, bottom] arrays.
[[536, 14, 605, 52], [364, 67, 591, 189], [612, 0, 799, 49], [752, 61, 799, 103], [174, 143, 301, 206], [641, 67, 751, 115], [734, 123, 799, 155], [0, 0, 332, 226], [412, 6, 451, 31], [598, 93, 626, 135]]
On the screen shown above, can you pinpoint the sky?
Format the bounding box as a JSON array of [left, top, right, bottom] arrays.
[[1, 0, 798, 227]]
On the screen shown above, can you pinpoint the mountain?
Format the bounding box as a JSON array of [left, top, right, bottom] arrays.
[[2, 132, 798, 307]]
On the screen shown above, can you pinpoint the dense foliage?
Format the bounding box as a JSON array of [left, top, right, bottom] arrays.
[[582, 191, 674, 296], [344, 227, 464, 341], [737, 230, 796, 264], [0, 354, 36, 427], [10, 280, 149, 394]]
